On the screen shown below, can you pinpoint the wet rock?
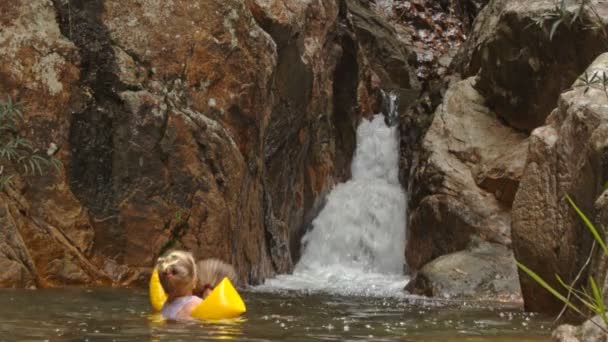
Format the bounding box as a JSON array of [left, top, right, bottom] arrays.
[[406, 238, 522, 304], [512, 53, 608, 314]]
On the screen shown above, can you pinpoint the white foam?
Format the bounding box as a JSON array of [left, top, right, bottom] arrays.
[[256, 112, 408, 298]]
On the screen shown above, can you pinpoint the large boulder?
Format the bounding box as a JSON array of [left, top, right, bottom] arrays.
[[406, 76, 526, 272], [512, 53, 608, 314], [406, 238, 522, 304], [454, 0, 607, 131]]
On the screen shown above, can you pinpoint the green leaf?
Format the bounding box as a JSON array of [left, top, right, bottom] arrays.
[[51, 158, 62, 171], [21, 160, 29, 175], [550, 18, 563, 40], [590, 71, 601, 84], [32, 155, 45, 175], [0, 174, 14, 190], [566, 194, 608, 255], [29, 158, 37, 176], [556, 274, 597, 312], [589, 277, 608, 326], [516, 260, 584, 316]]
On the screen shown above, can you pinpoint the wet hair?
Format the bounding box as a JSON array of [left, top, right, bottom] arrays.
[[155, 250, 198, 296], [194, 258, 238, 297]]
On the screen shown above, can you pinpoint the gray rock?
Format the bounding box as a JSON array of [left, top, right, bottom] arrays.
[[406, 238, 522, 304], [406, 76, 525, 271], [553, 316, 608, 342]]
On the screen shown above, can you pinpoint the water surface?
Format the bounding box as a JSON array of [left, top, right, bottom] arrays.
[[0, 288, 552, 341]]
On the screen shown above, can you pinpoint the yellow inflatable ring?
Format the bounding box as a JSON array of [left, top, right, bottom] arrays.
[[149, 268, 246, 320]]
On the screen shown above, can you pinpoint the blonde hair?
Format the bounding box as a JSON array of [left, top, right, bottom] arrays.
[[156, 250, 198, 293], [196, 258, 238, 290]]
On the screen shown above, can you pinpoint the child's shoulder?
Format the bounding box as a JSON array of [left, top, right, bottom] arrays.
[[181, 296, 203, 318]]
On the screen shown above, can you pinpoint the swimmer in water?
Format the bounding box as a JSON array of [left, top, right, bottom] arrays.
[[155, 250, 202, 320], [156, 251, 239, 320]]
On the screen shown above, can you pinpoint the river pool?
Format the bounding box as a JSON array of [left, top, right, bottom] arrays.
[[0, 288, 552, 341]]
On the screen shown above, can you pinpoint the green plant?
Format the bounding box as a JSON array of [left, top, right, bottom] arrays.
[[0, 96, 60, 190], [516, 194, 608, 332], [573, 70, 608, 102], [530, 0, 608, 42], [174, 209, 185, 225]]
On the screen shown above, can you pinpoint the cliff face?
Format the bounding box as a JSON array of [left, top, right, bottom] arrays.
[[0, 0, 419, 287]]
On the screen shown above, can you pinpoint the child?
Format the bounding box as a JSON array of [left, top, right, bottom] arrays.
[[155, 250, 202, 320], [155, 251, 238, 320]]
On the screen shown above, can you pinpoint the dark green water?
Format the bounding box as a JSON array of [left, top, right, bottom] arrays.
[[0, 289, 552, 341]]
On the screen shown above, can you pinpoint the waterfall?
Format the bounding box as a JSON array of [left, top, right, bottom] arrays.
[[257, 95, 408, 297]]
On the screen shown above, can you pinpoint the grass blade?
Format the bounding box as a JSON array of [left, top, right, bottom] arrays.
[[550, 18, 563, 40], [516, 260, 584, 316], [566, 195, 608, 255], [589, 277, 608, 326], [556, 274, 597, 312]]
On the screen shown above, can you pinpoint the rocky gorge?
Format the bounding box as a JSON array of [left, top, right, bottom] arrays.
[[3, 0, 608, 337], [0, 0, 423, 288]]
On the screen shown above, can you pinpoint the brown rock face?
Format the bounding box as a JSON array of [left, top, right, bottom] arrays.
[[512, 53, 608, 314], [0, 0, 418, 287], [0, 0, 105, 287]]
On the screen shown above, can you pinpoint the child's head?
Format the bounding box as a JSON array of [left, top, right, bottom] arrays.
[[155, 250, 197, 298]]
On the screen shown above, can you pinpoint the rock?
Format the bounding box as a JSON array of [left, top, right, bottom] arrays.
[[512, 53, 608, 314], [406, 238, 522, 304], [454, 0, 607, 131], [0, 196, 37, 288], [552, 324, 581, 342], [0, 0, 109, 287], [405, 0, 608, 309], [453, 0, 490, 28], [553, 316, 608, 342], [476, 139, 529, 207], [346, 0, 420, 93], [406, 76, 526, 271], [0, 0, 418, 287]]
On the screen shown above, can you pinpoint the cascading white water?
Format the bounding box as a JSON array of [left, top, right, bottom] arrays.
[[257, 101, 408, 297]]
